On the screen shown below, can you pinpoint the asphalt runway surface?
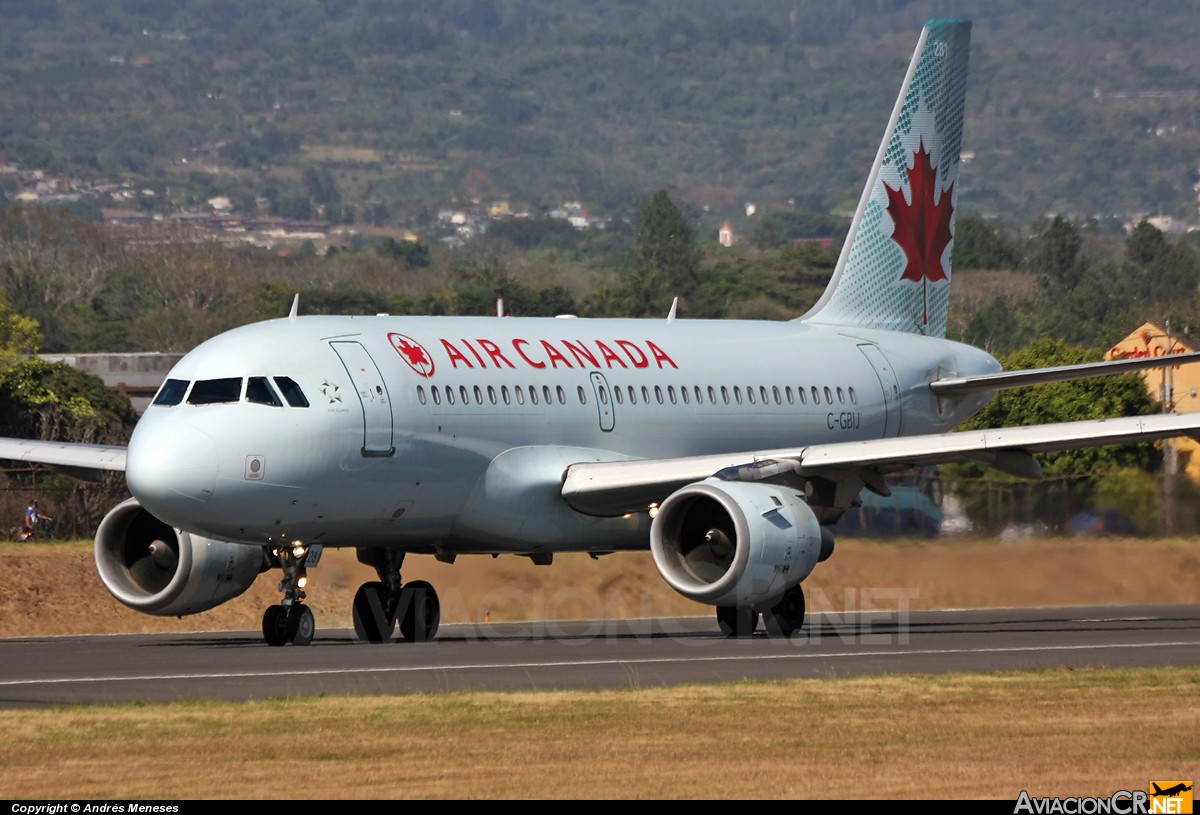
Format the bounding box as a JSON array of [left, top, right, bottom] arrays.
[[2, 604, 1198, 708]]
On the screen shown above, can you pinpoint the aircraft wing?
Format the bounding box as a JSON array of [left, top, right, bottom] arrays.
[[0, 438, 127, 482], [561, 412, 1200, 517], [929, 350, 1200, 394]]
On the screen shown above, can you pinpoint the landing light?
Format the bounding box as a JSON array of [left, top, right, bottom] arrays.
[[648, 503, 659, 519], [297, 576, 308, 589], [292, 544, 307, 559]]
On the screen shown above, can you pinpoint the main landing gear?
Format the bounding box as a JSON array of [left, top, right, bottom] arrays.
[[351, 549, 441, 644], [263, 542, 315, 646], [716, 585, 806, 639]]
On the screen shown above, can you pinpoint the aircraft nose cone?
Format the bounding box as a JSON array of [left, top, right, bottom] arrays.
[[126, 422, 219, 523]]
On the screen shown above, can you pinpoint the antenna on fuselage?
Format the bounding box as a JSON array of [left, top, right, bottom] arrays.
[[289, 293, 299, 321], [667, 297, 678, 323], [497, 298, 504, 318]]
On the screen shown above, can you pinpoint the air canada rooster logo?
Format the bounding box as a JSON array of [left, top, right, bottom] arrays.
[[388, 332, 435, 377], [884, 137, 954, 325]]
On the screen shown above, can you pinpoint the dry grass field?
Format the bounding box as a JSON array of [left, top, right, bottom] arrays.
[[2, 535, 1196, 637], [2, 536, 1196, 800]]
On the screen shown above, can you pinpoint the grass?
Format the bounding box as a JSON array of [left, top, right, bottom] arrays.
[[2, 666, 1198, 799]]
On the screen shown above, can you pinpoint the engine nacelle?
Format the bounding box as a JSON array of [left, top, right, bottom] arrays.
[[650, 479, 823, 610], [94, 498, 266, 617]]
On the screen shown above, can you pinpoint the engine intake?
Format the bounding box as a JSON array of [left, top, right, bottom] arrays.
[[650, 479, 823, 610], [94, 498, 266, 616]]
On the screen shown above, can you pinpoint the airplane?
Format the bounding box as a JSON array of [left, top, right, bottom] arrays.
[[1152, 783, 1193, 798], [3, 17, 1200, 646]]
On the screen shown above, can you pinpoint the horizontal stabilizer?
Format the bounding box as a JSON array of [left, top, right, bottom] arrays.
[[930, 349, 1200, 394]]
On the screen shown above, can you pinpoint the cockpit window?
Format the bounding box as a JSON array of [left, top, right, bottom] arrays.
[[187, 378, 243, 405], [153, 379, 190, 407], [246, 376, 283, 407], [273, 376, 310, 408]]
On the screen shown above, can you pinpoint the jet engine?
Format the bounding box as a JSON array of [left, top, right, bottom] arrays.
[[94, 498, 267, 617], [650, 479, 825, 610]]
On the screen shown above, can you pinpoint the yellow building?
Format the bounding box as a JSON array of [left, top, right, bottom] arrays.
[[1105, 321, 1200, 478]]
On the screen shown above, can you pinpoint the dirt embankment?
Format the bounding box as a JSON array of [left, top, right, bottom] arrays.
[[2, 537, 1197, 638]]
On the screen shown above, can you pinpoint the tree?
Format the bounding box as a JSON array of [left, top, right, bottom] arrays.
[[1033, 216, 1083, 292], [620, 190, 701, 316], [958, 335, 1160, 476]]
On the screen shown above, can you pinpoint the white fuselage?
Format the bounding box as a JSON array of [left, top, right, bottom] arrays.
[[125, 314, 999, 554]]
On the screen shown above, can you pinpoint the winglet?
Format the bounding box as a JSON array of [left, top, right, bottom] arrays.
[[667, 297, 678, 323], [288, 294, 299, 321]]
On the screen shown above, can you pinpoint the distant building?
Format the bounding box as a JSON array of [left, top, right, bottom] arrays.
[[40, 352, 184, 414], [718, 222, 734, 246], [1105, 321, 1200, 479]]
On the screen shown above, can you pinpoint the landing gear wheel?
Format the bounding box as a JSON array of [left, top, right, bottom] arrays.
[[762, 586, 806, 638], [397, 580, 441, 643], [287, 605, 315, 646], [352, 581, 398, 643], [716, 605, 758, 638], [263, 604, 290, 646]]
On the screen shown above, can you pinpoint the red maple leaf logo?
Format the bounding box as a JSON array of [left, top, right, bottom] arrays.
[[884, 138, 954, 324], [388, 333, 435, 377]]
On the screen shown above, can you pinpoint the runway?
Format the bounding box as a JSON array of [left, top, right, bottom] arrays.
[[1, 604, 1197, 708]]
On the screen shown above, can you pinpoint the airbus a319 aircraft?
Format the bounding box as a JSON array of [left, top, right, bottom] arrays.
[[4, 18, 1199, 645]]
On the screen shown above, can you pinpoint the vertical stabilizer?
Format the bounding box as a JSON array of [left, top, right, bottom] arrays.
[[801, 19, 971, 338]]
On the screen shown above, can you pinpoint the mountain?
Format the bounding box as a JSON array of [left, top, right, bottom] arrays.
[[1, 0, 1198, 231]]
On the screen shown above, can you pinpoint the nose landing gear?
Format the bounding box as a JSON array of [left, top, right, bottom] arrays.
[[262, 543, 316, 646]]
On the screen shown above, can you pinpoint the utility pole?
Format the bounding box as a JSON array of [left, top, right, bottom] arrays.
[[1162, 319, 1177, 535]]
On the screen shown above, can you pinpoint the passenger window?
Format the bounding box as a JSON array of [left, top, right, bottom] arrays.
[[557, 386, 566, 404], [824, 386, 833, 403], [773, 386, 781, 405], [488, 386, 497, 405], [503, 386, 512, 405], [474, 386, 483, 404], [432, 388, 442, 405], [628, 386, 637, 405], [849, 386, 857, 404], [528, 385, 538, 405], [246, 376, 283, 407], [721, 386, 729, 404], [187, 378, 242, 405], [598, 386, 608, 405], [274, 377, 310, 408], [786, 386, 794, 405], [811, 386, 820, 404], [837, 386, 845, 404], [417, 386, 427, 405], [708, 386, 716, 403], [694, 386, 703, 404], [577, 386, 587, 404], [515, 387, 525, 405], [654, 386, 663, 405], [543, 385, 553, 404], [153, 378, 189, 407], [798, 387, 808, 405], [746, 387, 756, 405], [614, 387, 624, 405], [445, 386, 455, 405], [734, 387, 743, 405], [460, 385, 469, 404], [680, 387, 689, 405], [641, 386, 650, 403]]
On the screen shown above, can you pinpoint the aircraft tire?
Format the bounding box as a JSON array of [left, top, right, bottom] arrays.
[[762, 586, 805, 638], [716, 605, 758, 638], [287, 605, 315, 646], [262, 604, 290, 646], [352, 581, 397, 643], [398, 580, 440, 643]]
